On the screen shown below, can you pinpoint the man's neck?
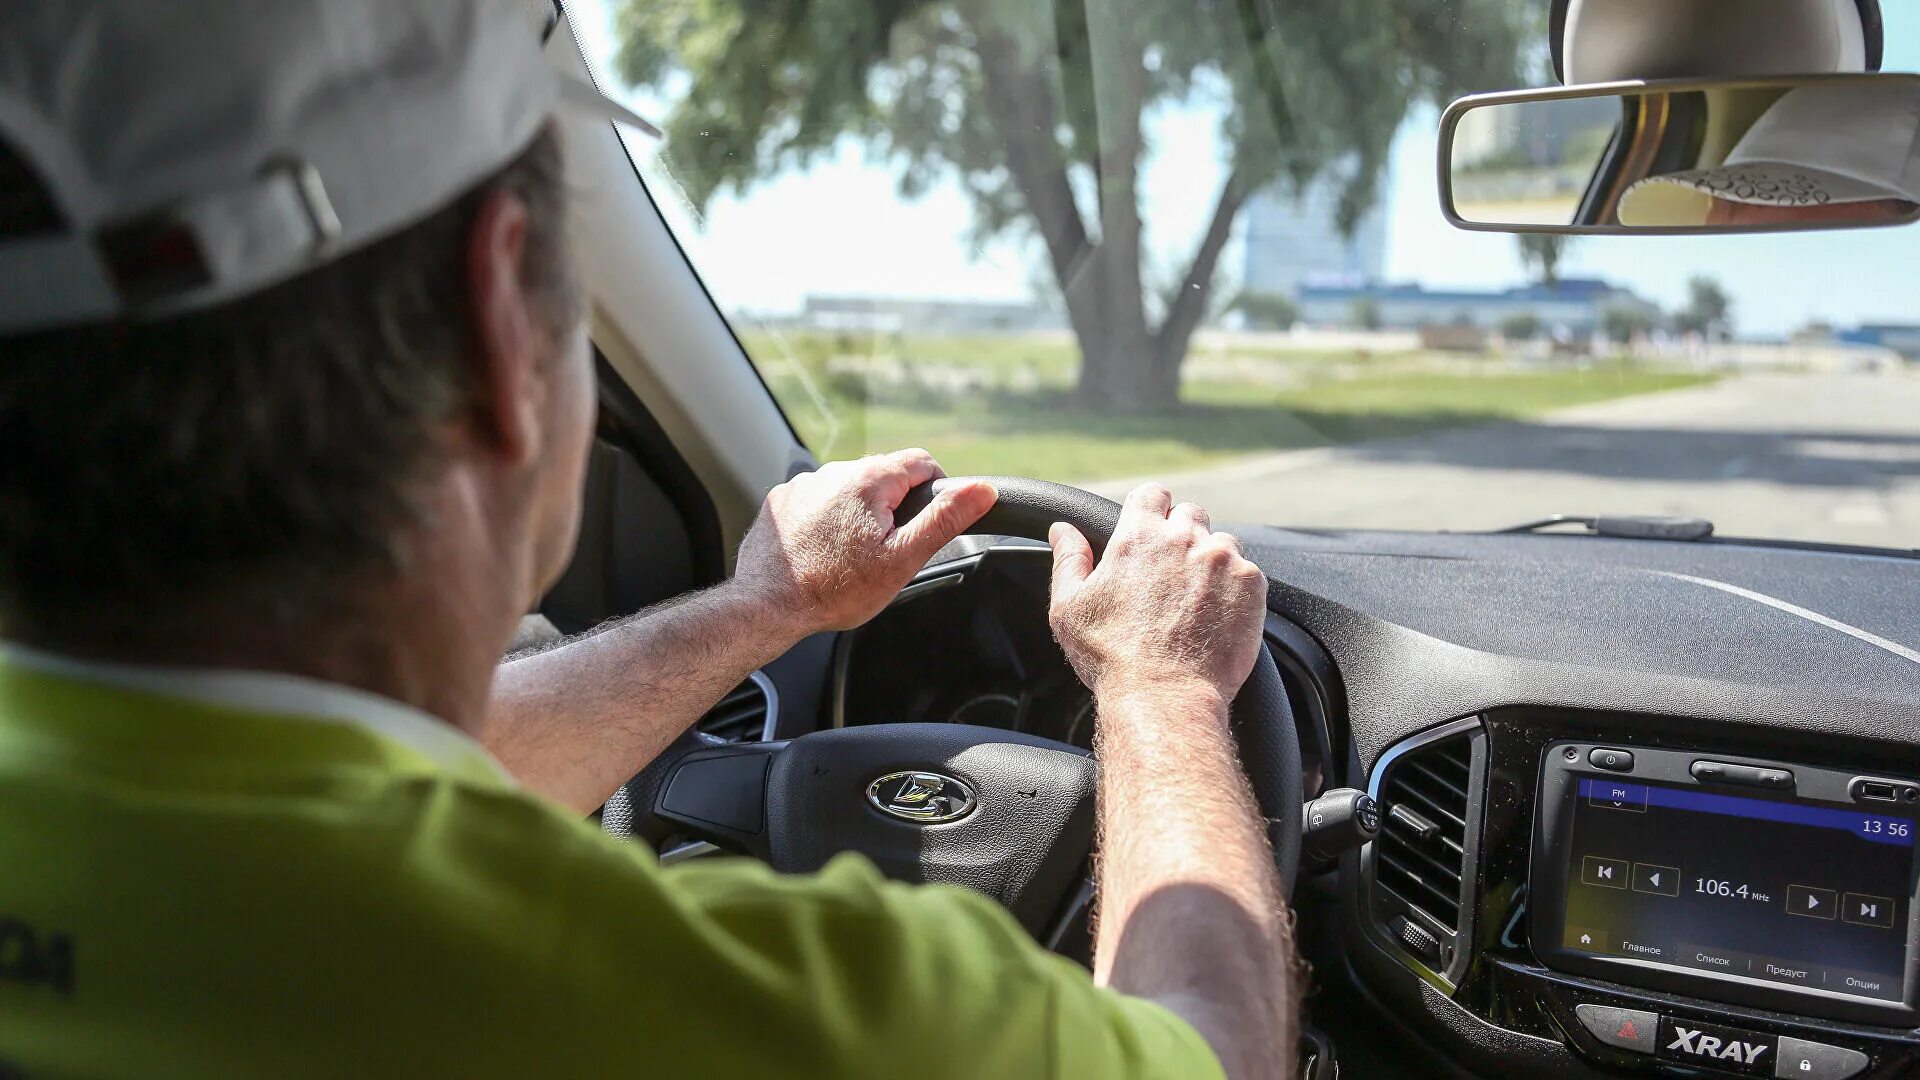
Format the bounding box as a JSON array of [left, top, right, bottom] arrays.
[[9, 473, 539, 737], [14, 566, 515, 738]]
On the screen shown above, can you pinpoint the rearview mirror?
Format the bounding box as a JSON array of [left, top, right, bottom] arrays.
[[1439, 74, 1920, 234]]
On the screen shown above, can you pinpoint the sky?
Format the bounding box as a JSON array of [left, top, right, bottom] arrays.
[[569, 1, 1920, 338]]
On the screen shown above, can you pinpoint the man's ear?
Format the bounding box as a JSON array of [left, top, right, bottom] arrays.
[[465, 188, 543, 466]]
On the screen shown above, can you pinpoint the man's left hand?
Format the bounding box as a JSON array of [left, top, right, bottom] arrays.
[[731, 449, 997, 636]]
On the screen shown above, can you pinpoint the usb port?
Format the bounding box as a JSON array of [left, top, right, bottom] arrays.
[[1859, 780, 1899, 802]]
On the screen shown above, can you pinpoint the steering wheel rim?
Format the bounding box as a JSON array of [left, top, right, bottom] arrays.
[[896, 475, 1304, 890], [605, 476, 1302, 931]]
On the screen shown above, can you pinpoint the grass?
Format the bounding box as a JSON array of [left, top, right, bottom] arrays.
[[740, 330, 1720, 482]]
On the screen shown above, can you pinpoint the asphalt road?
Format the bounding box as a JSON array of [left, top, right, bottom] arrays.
[[1087, 371, 1920, 551]]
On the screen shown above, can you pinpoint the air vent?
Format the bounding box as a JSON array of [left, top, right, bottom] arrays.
[[1369, 723, 1481, 978], [695, 672, 777, 743]]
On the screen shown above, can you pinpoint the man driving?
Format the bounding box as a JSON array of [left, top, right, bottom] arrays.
[[0, 2, 1295, 1076]]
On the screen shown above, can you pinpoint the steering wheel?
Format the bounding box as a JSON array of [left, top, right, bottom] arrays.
[[604, 477, 1303, 939]]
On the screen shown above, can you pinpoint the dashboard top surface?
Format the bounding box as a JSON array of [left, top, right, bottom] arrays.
[[1226, 526, 1920, 771]]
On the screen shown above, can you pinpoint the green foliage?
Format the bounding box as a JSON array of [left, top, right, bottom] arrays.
[[1673, 276, 1734, 339], [1601, 305, 1656, 344], [1349, 297, 1384, 331], [1498, 311, 1542, 340], [1516, 233, 1570, 286], [614, 0, 1541, 407], [1231, 291, 1301, 331], [618, 0, 1537, 218]]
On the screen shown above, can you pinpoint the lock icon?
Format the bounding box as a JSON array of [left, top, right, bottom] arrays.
[[1797, 1059, 1812, 1072]]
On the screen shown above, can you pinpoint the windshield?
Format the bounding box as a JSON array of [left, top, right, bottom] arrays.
[[569, 0, 1920, 551]]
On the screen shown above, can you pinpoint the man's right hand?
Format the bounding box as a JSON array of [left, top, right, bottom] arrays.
[[1050, 482, 1296, 1080], [1047, 482, 1268, 706], [732, 449, 997, 638]]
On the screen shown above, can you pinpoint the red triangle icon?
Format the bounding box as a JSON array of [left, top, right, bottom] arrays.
[[1617, 1020, 1639, 1040]]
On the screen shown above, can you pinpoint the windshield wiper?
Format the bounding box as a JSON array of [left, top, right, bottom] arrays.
[[1495, 514, 1715, 541]]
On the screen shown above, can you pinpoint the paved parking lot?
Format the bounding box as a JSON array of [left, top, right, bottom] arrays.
[[1089, 371, 1920, 551]]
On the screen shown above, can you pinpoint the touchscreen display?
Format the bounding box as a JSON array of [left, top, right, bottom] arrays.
[[1560, 777, 1916, 1003]]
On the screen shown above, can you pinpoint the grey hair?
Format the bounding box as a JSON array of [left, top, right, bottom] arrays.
[[0, 124, 581, 644]]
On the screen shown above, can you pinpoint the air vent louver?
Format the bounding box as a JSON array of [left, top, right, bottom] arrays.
[[1371, 728, 1477, 974], [695, 675, 774, 743]]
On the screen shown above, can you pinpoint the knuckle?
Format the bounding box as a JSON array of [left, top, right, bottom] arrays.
[[1199, 544, 1235, 568]]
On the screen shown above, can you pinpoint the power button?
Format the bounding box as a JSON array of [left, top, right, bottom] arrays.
[[1589, 748, 1635, 772]]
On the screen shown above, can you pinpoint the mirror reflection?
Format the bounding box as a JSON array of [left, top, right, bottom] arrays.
[[1445, 77, 1920, 232]]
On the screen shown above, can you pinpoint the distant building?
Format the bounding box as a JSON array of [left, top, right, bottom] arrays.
[[1838, 324, 1920, 360], [1241, 173, 1388, 299], [1296, 278, 1660, 335], [799, 295, 1063, 334]]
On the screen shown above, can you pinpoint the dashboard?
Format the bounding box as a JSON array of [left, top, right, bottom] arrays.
[[1236, 526, 1920, 1079], [755, 524, 1920, 1077]]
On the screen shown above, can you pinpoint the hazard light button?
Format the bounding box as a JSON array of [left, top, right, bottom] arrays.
[[1574, 1003, 1659, 1055]]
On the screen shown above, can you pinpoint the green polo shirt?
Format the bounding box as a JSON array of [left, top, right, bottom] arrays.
[[0, 649, 1221, 1078]]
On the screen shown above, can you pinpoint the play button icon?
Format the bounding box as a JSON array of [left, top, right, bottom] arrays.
[[1633, 862, 1680, 896], [1787, 884, 1837, 920]]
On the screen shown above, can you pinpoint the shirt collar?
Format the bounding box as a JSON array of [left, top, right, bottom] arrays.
[[0, 642, 515, 785]]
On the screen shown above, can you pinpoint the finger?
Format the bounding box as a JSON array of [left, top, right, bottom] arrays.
[[857, 449, 941, 512], [1117, 482, 1173, 534], [890, 479, 997, 565], [1048, 521, 1095, 601], [1171, 502, 1211, 534], [1209, 530, 1244, 556], [883, 447, 945, 488]]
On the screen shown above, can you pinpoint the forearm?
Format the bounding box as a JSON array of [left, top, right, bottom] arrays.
[[483, 581, 804, 812], [1093, 680, 1296, 1080]]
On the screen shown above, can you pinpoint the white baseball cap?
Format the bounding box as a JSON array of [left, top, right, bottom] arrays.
[[0, 0, 658, 335], [1618, 81, 1920, 225]]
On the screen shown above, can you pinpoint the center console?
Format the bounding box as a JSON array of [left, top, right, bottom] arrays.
[[1534, 745, 1920, 1027], [1353, 709, 1920, 1080]]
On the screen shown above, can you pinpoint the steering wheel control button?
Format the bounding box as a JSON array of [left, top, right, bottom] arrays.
[[1574, 1004, 1658, 1055], [1691, 759, 1796, 791], [661, 751, 772, 833], [864, 770, 977, 824], [1657, 1017, 1776, 1074], [1773, 1036, 1870, 1079], [1786, 884, 1838, 921], [1588, 747, 1634, 772], [1581, 855, 1629, 889]]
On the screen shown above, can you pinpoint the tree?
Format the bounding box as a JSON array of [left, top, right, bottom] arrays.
[[1672, 275, 1733, 340], [1601, 305, 1655, 346], [1498, 311, 1542, 340], [1349, 297, 1383, 331], [1230, 291, 1300, 331], [615, 0, 1536, 411], [1516, 233, 1570, 287]]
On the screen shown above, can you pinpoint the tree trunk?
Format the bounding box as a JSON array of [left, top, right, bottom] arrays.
[[1072, 317, 1176, 411], [968, 4, 1244, 415]]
